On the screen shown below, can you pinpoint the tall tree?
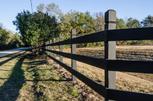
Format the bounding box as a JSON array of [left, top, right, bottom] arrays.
[[0, 28, 20, 49], [94, 12, 104, 31], [126, 18, 141, 28], [37, 3, 63, 20], [59, 11, 95, 47], [0, 28, 10, 46], [8, 33, 23, 48], [13, 10, 31, 46], [116, 18, 127, 29], [13, 11, 58, 47], [60, 11, 95, 37], [141, 15, 153, 27]]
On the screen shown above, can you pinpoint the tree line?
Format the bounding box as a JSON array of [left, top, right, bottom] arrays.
[[0, 24, 22, 50], [1, 3, 153, 50]]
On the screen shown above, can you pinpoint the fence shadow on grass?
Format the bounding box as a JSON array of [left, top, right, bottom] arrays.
[[0, 53, 22, 66], [25, 55, 73, 82], [0, 56, 25, 101], [24, 60, 47, 65]]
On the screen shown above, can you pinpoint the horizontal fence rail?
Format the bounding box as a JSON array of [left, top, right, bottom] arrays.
[[44, 10, 153, 101], [107, 60, 153, 73], [107, 27, 153, 41], [107, 89, 153, 101], [46, 31, 105, 46], [45, 27, 153, 47], [45, 49, 105, 69], [46, 53, 106, 97], [46, 49, 153, 74], [46, 53, 153, 101]]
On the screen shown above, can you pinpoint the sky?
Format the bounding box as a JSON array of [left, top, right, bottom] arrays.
[[0, 0, 153, 33]]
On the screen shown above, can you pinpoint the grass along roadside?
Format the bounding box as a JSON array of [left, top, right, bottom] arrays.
[[0, 53, 27, 101], [3, 50, 152, 101], [21, 55, 81, 101], [0, 53, 103, 101]]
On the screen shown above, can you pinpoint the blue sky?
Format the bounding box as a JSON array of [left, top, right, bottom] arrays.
[[0, 0, 153, 32]]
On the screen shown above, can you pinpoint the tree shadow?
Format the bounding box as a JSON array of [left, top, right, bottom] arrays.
[[0, 56, 25, 101]]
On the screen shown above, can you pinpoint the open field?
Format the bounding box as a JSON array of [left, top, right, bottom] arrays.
[[77, 46, 153, 82], [52, 46, 153, 95]]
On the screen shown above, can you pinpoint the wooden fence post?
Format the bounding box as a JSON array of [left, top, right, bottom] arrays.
[[52, 36, 58, 65], [71, 29, 77, 81], [59, 34, 63, 67], [48, 40, 50, 55], [104, 9, 116, 101], [49, 39, 54, 64], [45, 41, 48, 60]]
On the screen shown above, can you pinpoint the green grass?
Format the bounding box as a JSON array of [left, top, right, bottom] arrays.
[[18, 54, 81, 101], [0, 54, 104, 101]]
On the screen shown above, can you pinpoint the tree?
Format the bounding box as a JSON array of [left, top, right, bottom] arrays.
[[8, 33, 23, 48], [60, 11, 95, 36], [126, 18, 141, 28], [13, 11, 58, 47], [0, 27, 21, 49], [37, 3, 63, 20], [0, 28, 10, 46], [116, 19, 128, 45], [59, 11, 95, 47], [94, 12, 104, 31], [116, 18, 127, 29], [13, 10, 31, 46], [141, 15, 153, 27]]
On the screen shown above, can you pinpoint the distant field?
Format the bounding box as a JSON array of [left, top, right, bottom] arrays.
[[60, 46, 153, 95], [77, 46, 153, 82]]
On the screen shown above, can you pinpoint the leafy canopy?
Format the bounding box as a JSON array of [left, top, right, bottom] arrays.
[[13, 11, 58, 47]]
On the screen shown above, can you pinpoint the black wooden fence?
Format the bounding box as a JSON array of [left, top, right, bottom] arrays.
[[44, 9, 153, 101]]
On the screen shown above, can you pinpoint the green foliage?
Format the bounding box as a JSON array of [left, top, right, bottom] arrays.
[[117, 18, 141, 45], [0, 27, 21, 49], [62, 11, 95, 35], [13, 11, 58, 47], [126, 18, 141, 28], [0, 28, 10, 45], [116, 18, 127, 29], [59, 11, 96, 47], [9, 33, 23, 47], [94, 12, 105, 31], [69, 87, 79, 97], [142, 15, 153, 27], [13, 11, 31, 46]]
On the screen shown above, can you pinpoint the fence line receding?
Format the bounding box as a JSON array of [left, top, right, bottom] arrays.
[[44, 9, 153, 101]]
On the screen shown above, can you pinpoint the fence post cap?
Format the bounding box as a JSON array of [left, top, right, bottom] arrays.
[[105, 9, 116, 23], [106, 9, 116, 12]]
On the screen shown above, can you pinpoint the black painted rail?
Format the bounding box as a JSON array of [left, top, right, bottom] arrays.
[[44, 10, 153, 101]]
